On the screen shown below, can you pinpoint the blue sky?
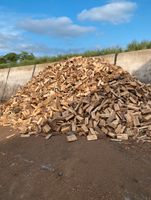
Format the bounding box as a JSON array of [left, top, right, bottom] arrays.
[[0, 0, 150, 56]]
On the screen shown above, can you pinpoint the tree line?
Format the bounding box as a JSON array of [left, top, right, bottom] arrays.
[[0, 40, 151, 68], [0, 52, 35, 64]]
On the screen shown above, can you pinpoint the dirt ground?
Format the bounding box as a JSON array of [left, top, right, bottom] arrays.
[[0, 126, 151, 200]]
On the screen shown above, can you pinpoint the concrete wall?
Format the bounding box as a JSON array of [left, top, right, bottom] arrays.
[[116, 49, 151, 83], [1, 65, 34, 101], [34, 63, 52, 76], [0, 68, 10, 100], [100, 54, 115, 65], [1, 49, 151, 101]]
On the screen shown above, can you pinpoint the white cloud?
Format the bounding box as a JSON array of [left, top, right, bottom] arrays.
[[0, 26, 86, 56], [78, 1, 137, 24], [18, 17, 95, 38], [0, 29, 23, 54], [0, 8, 94, 56]]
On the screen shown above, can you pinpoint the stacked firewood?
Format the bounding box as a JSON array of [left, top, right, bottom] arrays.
[[0, 57, 151, 142]]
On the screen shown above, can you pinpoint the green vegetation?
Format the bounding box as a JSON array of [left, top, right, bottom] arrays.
[[0, 40, 151, 69], [0, 51, 36, 69], [83, 47, 123, 57], [127, 40, 151, 51]]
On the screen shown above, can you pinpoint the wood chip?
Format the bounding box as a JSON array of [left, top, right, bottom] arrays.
[[21, 134, 30, 138], [6, 134, 16, 139], [45, 133, 52, 140]]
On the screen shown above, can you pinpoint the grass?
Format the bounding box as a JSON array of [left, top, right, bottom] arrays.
[[127, 40, 151, 51], [0, 40, 151, 69]]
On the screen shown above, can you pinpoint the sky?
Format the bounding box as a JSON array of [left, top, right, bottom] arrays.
[[0, 0, 150, 56]]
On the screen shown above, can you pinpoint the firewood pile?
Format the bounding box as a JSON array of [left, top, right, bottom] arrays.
[[0, 57, 151, 142]]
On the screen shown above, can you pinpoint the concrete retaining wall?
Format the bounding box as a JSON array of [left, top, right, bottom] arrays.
[[0, 68, 10, 101], [2, 65, 34, 100], [1, 49, 151, 101], [100, 54, 115, 65], [116, 49, 151, 83], [34, 63, 52, 76]]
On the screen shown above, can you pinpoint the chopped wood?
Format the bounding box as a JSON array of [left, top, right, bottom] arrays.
[[21, 134, 30, 138], [112, 119, 119, 127], [71, 122, 76, 132], [107, 132, 115, 138], [115, 124, 123, 134], [81, 124, 89, 133], [85, 117, 89, 125], [86, 105, 95, 113], [144, 115, 151, 121], [76, 115, 84, 121], [129, 96, 137, 104], [110, 139, 122, 142], [117, 134, 128, 140], [45, 133, 52, 140], [61, 126, 70, 134], [125, 112, 132, 124], [141, 109, 151, 115], [65, 114, 74, 121], [101, 127, 108, 135], [99, 119, 106, 127], [91, 111, 96, 119], [66, 134, 77, 142], [0, 56, 151, 143], [114, 104, 120, 111], [42, 124, 51, 133], [132, 115, 140, 127], [6, 134, 16, 139], [37, 117, 45, 125], [89, 128, 96, 135], [87, 134, 98, 141], [107, 111, 116, 123], [127, 104, 140, 111], [93, 120, 99, 128]]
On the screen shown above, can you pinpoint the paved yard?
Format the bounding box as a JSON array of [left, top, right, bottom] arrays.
[[0, 126, 151, 200]]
